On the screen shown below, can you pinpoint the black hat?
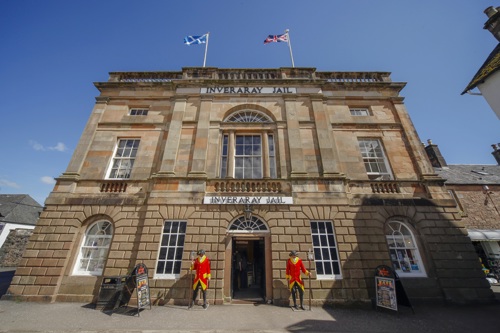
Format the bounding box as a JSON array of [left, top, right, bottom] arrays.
[[289, 250, 298, 256], [197, 249, 206, 255]]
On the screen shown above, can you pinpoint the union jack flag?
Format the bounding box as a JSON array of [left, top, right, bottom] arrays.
[[264, 33, 288, 44]]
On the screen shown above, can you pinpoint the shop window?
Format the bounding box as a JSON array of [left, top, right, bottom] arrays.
[[155, 220, 187, 279], [73, 221, 113, 276], [385, 221, 426, 277], [106, 139, 140, 179], [358, 138, 393, 180], [310, 221, 342, 280], [220, 110, 277, 179]]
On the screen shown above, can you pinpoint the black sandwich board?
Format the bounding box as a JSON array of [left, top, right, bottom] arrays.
[[130, 263, 152, 316], [374, 265, 414, 314], [95, 263, 151, 316]]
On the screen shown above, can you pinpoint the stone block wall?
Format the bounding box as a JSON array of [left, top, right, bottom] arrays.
[[0, 229, 34, 267]]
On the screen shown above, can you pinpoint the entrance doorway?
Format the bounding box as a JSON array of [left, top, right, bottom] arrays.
[[231, 238, 265, 303]]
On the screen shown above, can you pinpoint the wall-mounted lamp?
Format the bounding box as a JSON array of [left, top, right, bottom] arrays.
[[308, 248, 314, 260], [244, 204, 253, 221]]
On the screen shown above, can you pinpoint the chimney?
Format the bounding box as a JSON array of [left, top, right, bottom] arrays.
[[484, 6, 500, 42], [492, 144, 500, 165], [424, 139, 447, 168]]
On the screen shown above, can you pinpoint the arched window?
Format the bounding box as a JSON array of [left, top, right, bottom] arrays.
[[228, 216, 269, 233], [220, 109, 277, 179], [73, 220, 113, 276], [385, 221, 426, 277], [224, 110, 272, 123]]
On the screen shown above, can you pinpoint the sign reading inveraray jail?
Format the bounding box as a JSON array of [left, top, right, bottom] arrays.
[[204, 196, 293, 205], [201, 87, 297, 94]]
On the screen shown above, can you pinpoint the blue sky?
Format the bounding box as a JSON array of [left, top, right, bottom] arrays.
[[0, 1, 499, 205]]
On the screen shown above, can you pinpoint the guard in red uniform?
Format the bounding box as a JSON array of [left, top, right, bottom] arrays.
[[286, 250, 309, 310], [189, 249, 211, 309]]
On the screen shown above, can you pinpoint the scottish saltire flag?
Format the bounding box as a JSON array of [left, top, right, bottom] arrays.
[[184, 34, 208, 45], [264, 33, 288, 44]]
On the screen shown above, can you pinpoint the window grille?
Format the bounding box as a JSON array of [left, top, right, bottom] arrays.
[[155, 221, 187, 278], [310, 221, 341, 279]]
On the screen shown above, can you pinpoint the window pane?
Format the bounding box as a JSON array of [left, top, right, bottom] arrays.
[[385, 221, 425, 276], [310, 221, 341, 278], [156, 221, 187, 276], [107, 139, 140, 179]]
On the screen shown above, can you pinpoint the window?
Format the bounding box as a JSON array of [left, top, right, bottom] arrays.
[[358, 139, 393, 180], [229, 216, 269, 232], [235, 135, 262, 178], [155, 220, 187, 279], [130, 108, 149, 116], [106, 139, 140, 179], [350, 108, 370, 116], [220, 110, 277, 179], [310, 221, 342, 279], [73, 221, 113, 276], [386, 221, 426, 277]]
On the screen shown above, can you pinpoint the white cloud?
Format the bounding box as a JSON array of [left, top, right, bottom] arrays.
[[29, 140, 68, 152], [48, 142, 68, 152], [0, 179, 21, 189], [29, 140, 45, 151], [40, 176, 56, 185]]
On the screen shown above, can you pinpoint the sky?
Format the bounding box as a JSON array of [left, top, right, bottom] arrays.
[[0, 1, 499, 205]]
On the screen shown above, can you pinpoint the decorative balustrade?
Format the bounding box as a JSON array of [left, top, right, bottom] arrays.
[[107, 70, 393, 84], [316, 71, 391, 83], [369, 182, 400, 194], [208, 180, 287, 194], [100, 181, 128, 193]]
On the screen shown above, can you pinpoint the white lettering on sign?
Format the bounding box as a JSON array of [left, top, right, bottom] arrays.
[[201, 87, 297, 94], [203, 196, 293, 205]]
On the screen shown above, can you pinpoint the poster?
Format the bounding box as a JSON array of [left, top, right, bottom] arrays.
[[136, 275, 150, 309], [375, 276, 397, 311]]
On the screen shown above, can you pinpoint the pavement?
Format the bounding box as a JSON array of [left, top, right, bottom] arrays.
[[1, 295, 500, 333]]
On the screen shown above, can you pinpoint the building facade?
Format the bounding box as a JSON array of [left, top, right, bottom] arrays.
[[427, 141, 500, 281], [0, 194, 42, 258], [462, 6, 500, 120], [5, 67, 494, 305]]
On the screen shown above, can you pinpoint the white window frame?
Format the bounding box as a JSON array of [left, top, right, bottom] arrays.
[[129, 108, 149, 116], [220, 133, 277, 179], [155, 220, 187, 279], [350, 107, 370, 116], [220, 110, 277, 179], [73, 221, 113, 276], [386, 221, 427, 277], [358, 138, 393, 180], [310, 220, 342, 280], [106, 139, 140, 179]]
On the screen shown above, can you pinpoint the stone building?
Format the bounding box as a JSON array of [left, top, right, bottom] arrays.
[[0, 194, 42, 267], [426, 141, 500, 280], [4, 67, 494, 305]]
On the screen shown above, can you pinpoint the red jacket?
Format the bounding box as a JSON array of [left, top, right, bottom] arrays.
[[286, 257, 309, 291], [191, 255, 211, 290]]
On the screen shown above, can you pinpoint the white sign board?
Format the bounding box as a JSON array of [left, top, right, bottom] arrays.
[[204, 196, 293, 205]]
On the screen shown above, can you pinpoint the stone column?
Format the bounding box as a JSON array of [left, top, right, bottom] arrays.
[[310, 96, 343, 177], [262, 132, 270, 178], [284, 97, 307, 177], [227, 130, 235, 178], [189, 96, 212, 178], [156, 96, 186, 176], [393, 100, 448, 199], [59, 97, 108, 180]]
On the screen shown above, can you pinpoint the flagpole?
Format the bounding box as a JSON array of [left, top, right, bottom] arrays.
[[203, 32, 210, 67], [285, 29, 295, 68]]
